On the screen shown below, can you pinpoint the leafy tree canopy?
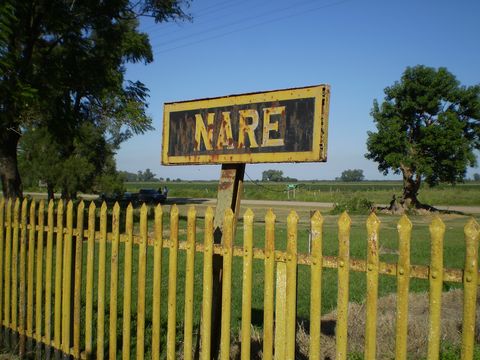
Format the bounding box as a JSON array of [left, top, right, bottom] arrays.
[[365, 65, 480, 208], [338, 169, 364, 182], [0, 0, 190, 198]]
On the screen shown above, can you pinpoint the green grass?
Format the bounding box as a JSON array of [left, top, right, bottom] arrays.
[[124, 180, 480, 206]]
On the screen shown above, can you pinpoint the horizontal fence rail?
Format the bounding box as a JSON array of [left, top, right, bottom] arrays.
[[0, 197, 478, 359]]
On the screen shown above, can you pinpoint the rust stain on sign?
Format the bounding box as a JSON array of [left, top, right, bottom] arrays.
[[162, 85, 330, 165]]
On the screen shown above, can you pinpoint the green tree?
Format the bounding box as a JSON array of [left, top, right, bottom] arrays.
[[366, 65, 480, 208], [339, 169, 364, 182], [262, 169, 284, 182], [0, 0, 190, 198], [473, 173, 480, 181]]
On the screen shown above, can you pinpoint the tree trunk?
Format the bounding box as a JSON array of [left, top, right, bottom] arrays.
[[0, 131, 23, 199], [400, 165, 421, 209]]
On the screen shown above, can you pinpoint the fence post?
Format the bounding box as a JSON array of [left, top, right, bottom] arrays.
[[72, 201, 84, 359], [285, 211, 298, 360]]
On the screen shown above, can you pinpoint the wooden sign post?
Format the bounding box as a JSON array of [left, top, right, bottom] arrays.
[[162, 84, 330, 358]]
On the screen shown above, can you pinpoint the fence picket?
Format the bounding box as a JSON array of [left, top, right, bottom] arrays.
[[263, 209, 276, 360], [427, 216, 445, 360], [0, 198, 4, 336], [184, 206, 196, 360], [54, 200, 64, 351], [44, 200, 54, 348], [461, 218, 479, 360], [27, 201, 36, 340], [286, 211, 299, 360], [395, 215, 412, 360], [152, 204, 164, 360], [136, 204, 148, 360], [166, 205, 179, 360], [220, 208, 234, 360], [365, 213, 380, 360], [11, 199, 20, 333], [336, 211, 351, 360], [309, 211, 323, 360], [97, 202, 108, 360], [201, 207, 214, 360], [62, 201, 74, 355], [35, 200, 45, 347], [122, 204, 134, 360], [3, 199, 12, 331], [109, 203, 120, 360], [0, 199, 477, 360], [73, 201, 84, 359], [19, 199, 28, 354], [241, 209, 254, 360], [85, 202, 96, 356]]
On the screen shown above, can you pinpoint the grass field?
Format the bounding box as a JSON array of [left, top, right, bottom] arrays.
[[124, 180, 480, 206]]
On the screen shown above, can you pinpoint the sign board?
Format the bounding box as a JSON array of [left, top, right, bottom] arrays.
[[161, 85, 330, 165]]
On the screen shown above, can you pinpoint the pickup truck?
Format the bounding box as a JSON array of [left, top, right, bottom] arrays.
[[137, 189, 166, 204]]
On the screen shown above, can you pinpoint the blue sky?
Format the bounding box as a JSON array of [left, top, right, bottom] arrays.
[[117, 0, 480, 181]]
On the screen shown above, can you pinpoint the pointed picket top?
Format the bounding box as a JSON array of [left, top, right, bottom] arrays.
[[287, 210, 299, 225], [29, 198, 36, 214], [57, 197, 64, 212], [77, 200, 85, 214], [39, 199, 45, 212], [205, 206, 214, 221], [88, 200, 96, 213], [113, 202, 120, 213], [7, 197, 13, 209], [429, 216, 445, 236], [366, 212, 380, 234], [67, 199, 74, 212], [311, 210, 324, 227], [140, 202, 148, 216], [265, 208, 276, 224], [244, 208, 254, 223], [223, 208, 234, 222], [100, 201, 108, 212], [338, 211, 351, 229], [155, 202, 163, 216], [187, 205, 196, 219], [170, 204, 179, 218], [21, 196, 28, 209], [397, 214, 412, 232], [464, 217, 480, 239]]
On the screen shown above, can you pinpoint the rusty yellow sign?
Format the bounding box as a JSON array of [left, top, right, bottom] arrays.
[[161, 85, 330, 165]]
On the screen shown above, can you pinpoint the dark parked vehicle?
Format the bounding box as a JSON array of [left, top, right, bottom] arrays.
[[137, 189, 166, 204]]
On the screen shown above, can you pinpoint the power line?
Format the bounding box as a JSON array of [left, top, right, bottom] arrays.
[[150, 0, 328, 48], [244, 172, 286, 193], [152, 0, 352, 55]]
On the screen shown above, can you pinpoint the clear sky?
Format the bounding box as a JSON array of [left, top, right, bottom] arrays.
[[117, 0, 480, 181]]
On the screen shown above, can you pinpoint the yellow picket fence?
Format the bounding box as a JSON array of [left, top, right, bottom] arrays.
[[0, 197, 478, 359]]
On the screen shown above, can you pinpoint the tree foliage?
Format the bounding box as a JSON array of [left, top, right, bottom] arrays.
[[0, 0, 190, 198], [366, 65, 480, 208], [338, 169, 364, 182]]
